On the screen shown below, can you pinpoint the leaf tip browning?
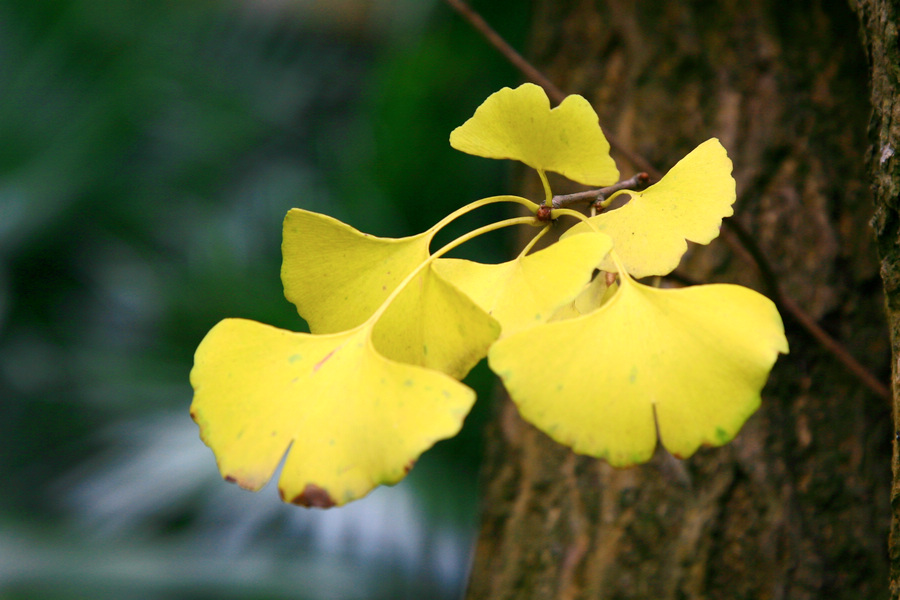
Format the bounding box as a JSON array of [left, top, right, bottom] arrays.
[[282, 483, 337, 508]]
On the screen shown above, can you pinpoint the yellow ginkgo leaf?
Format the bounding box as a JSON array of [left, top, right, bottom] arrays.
[[449, 83, 619, 187], [550, 276, 617, 322], [488, 274, 787, 467], [371, 265, 500, 380], [432, 232, 613, 337], [563, 138, 735, 277], [281, 208, 432, 334], [190, 318, 477, 507]]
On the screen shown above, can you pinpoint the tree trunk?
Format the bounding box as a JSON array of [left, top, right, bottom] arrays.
[[465, 1, 892, 598], [854, 1, 900, 598]]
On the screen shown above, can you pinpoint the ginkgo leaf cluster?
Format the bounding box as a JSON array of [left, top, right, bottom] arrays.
[[190, 83, 788, 508]]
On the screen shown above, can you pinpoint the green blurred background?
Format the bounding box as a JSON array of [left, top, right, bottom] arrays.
[[0, 1, 530, 598]]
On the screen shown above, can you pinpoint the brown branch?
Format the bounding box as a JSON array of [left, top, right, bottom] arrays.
[[719, 217, 888, 400], [447, 0, 890, 402], [669, 266, 889, 401], [778, 294, 890, 400], [551, 172, 650, 209], [442, 0, 565, 103]]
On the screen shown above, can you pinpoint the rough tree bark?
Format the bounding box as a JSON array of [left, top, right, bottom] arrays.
[[465, 1, 893, 598], [855, 1, 900, 597]]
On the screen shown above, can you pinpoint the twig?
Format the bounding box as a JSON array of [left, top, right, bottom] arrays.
[[716, 220, 891, 399], [446, 0, 890, 402], [777, 293, 890, 400], [442, 0, 565, 103], [551, 173, 650, 209], [669, 267, 889, 401]]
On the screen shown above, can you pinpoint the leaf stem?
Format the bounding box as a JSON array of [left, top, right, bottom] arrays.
[[537, 169, 553, 205], [430, 195, 539, 237], [431, 216, 541, 260], [609, 250, 631, 282], [517, 225, 551, 259], [369, 216, 539, 324], [551, 207, 602, 233]]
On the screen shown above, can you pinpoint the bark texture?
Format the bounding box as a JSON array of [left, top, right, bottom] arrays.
[[466, 1, 892, 599], [852, 1, 900, 597]]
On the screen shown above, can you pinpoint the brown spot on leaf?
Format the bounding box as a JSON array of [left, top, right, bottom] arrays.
[[313, 348, 338, 372], [224, 475, 237, 484], [404, 460, 416, 474], [289, 483, 337, 508]]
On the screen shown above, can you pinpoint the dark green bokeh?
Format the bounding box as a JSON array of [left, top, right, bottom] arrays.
[[0, 1, 530, 598]]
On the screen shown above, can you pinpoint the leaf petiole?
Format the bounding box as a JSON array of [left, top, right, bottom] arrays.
[[516, 225, 551, 259], [537, 169, 553, 206], [430, 195, 540, 237], [550, 207, 603, 235], [369, 215, 539, 324]]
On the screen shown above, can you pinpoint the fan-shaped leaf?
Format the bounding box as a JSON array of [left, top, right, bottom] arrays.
[[550, 276, 618, 321], [563, 139, 735, 277], [489, 274, 787, 466], [281, 209, 432, 333], [190, 318, 476, 507], [449, 83, 619, 187], [371, 266, 500, 380], [433, 232, 612, 336]]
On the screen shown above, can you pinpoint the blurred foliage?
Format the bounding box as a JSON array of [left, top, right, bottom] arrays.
[[0, 0, 530, 598]]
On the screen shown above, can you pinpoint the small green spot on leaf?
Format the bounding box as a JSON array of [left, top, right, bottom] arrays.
[[715, 427, 730, 443]]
